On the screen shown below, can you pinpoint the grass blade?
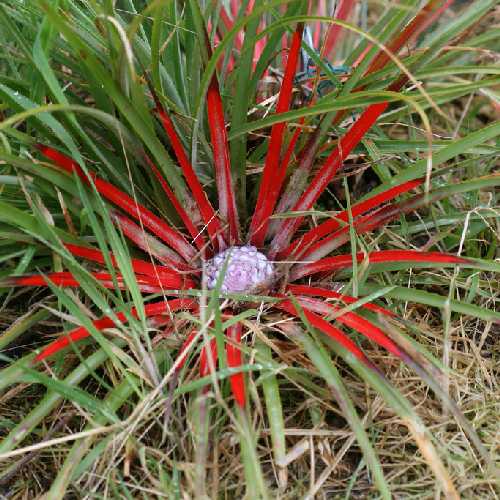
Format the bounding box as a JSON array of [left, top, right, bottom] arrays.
[[255, 339, 288, 489], [294, 328, 391, 499]]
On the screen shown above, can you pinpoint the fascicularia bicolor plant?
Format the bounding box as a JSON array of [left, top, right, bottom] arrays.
[[0, 0, 498, 497]]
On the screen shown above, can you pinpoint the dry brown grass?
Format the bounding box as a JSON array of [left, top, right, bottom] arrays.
[[1, 302, 498, 498]]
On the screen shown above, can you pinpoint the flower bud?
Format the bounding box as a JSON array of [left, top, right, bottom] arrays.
[[206, 245, 274, 293]]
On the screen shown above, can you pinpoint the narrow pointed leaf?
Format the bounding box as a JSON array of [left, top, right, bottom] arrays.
[[323, 0, 356, 58], [63, 243, 194, 286], [269, 101, 390, 256], [287, 284, 396, 317], [4, 271, 190, 293], [152, 97, 223, 245], [199, 337, 218, 377], [207, 76, 240, 244], [36, 144, 196, 263], [143, 154, 207, 251], [269, 0, 454, 254], [276, 299, 373, 367], [249, 24, 303, 246], [34, 299, 197, 362], [110, 211, 193, 271], [225, 322, 246, 407], [291, 250, 470, 280], [281, 179, 423, 258], [295, 296, 405, 359]]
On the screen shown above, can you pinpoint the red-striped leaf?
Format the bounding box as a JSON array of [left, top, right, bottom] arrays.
[[368, 0, 454, 76], [281, 179, 423, 259], [152, 98, 223, 247], [276, 299, 373, 367], [213, 10, 237, 72], [270, 1, 454, 254], [333, 0, 453, 125], [36, 144, 196, 263], [110, 211, 193, 271], [64, 243, 195, 286], [268, 125, 322, 238], [207, 76, 240, 245], [200, 337, 218, 377], [226, 322, 246, 407], [311, 0, 326, 50], [291, 250, 469, 281], [323, 0, 356, 58], [287, 284, 396, 317], [269, 101, 390, 256], [219, 4, 244, 51], [142, 154, 206, 251], [5, 271, 192, 293], [34, 298, 197, 362], [296, 176, 482, 262], [298, 208, 397, 262], [249, 24, 304, 247], [294, 296, 405, 360], [290, 292, 493, 463]]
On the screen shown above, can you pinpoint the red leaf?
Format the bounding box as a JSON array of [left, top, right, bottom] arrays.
[[37, 144, 196, 263], [297, 205, 408, 263], [368, 0, 454, 75], [152, 101, 223, 247], [200, 337, 218, 377], [230, 0, 241, 17], [34, 298, 197, 362], [110, 211, 193, 271], [276, 299, 373, 367], [176, 329, 198, 372], [226, 322, 246, 407], [287, 284, 396, 317], [219, 4, 244, 51], [281, 179, 423, 259], [142, 154, 206, 252], [323, 0, 356, 58], [269, 101, 390, 257], [268, 127, 323, 239], [304, 212, 395, 262], [64, 243, 196, 287], [212, 16, 236, 73], [270, 1, 454, 254], [8, 267, 195, 293], [291, 250, 470, 281], [279, 120, 304, 179], [294, 296, 404, 359], [298, 177, 470, 262], [303, 177, 486, 263], [35, 144, 85, 176], [207, 76, 240, 245], [249, 24, 304, 247], [333, 0, 453, 125]]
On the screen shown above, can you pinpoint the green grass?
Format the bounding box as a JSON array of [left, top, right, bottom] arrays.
[[0, 0, 499, 498]]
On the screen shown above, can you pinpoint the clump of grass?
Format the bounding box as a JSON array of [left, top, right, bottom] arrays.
[[0, 0, 499, 497]]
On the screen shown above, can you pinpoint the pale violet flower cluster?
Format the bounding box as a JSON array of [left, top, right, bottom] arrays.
[[205, 245, 274, 293]]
